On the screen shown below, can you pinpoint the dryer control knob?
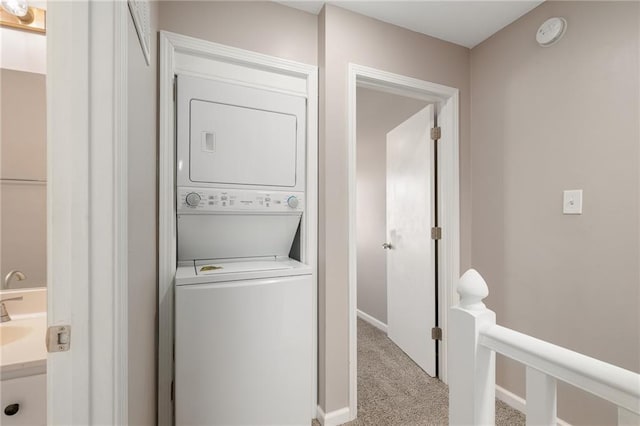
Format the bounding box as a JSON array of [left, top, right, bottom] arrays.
[[287, 196, 299, 209], [185, 192, 201, 207]]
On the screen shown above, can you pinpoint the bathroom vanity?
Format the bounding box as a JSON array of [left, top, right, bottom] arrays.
[[0, 288, 47, 425]]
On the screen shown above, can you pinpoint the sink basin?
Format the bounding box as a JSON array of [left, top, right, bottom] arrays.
[[1, 313, 47, 378], [0, 325, 32, 346], [0, 288, 47, 380]]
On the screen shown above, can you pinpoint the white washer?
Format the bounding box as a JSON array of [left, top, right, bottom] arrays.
[[175, 258, 312, 426]]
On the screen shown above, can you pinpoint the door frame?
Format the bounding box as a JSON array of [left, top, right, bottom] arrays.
[[157, 31, 318, 425], [47, 1, 129, 424], [347, 63, 460, 417]]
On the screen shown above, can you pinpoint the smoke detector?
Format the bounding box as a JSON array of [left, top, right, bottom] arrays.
[[536, 17, 567, 47]]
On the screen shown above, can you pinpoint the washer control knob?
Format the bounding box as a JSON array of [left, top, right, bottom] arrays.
[[185, 192, 201, 207], [287, 196, 299, 209]]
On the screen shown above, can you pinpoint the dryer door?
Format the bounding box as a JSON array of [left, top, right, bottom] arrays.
[[177, 75, 306, 191], [190, 100, 297, 187]]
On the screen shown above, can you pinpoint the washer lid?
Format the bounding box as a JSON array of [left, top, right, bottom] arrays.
[[195, 258, 294, 275], [175, 257, 312, 286]]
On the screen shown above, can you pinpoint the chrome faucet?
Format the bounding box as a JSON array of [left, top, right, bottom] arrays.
[[3, 270, 26, 289], [0, 296, 23, 323]]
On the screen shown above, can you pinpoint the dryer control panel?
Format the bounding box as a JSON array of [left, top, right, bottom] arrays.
[[178, 187, 304, 213]]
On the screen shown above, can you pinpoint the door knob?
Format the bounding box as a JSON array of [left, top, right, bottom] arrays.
[[382, 242, 393, 250]]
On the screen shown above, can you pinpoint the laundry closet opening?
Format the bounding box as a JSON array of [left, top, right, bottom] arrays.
[[157, 35, 318, 425]]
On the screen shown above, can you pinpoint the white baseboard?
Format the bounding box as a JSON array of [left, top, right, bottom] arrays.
[[496, 385, 571, 426], [357, 309, 388, 333], [495, 385, 525, 413], [316, 405, 351, 426]]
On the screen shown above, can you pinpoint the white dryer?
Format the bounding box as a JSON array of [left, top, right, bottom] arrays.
[[174, 75, 312, 426], [176, 74, 306, 193]]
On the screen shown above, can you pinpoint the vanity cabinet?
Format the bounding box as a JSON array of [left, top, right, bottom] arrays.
[[1, 374, 46, 425]]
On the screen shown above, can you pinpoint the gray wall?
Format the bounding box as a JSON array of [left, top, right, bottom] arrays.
[[142, 3, 639, 423], [159, 1, 317, 66], [127, 2, 159, 424], [470, 2, 639, 424], [356, 87, 428, 324], [0, 69, 47, 289], [319, 4, 471, 411]]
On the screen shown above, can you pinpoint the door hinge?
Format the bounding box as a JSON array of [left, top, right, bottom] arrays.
[[431, 227, 442, 240], [46, 325, 71, 352], [431, 327, 442, 341], [171, 381, 174, 401], [431, 126, 441, 141]]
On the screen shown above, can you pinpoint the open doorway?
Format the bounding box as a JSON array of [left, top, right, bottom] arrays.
[[356, 87, 435, 366], [1, 4, 48, 424], [347, 64, 461, 421], [354, 87, 442, 421]]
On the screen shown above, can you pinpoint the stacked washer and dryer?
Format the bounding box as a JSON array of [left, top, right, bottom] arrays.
[[174, 75, 313, 425]]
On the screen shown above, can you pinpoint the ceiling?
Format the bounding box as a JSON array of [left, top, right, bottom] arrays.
[[276, 1, 544, 48]]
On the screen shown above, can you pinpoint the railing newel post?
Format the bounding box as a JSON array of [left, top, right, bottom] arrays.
[[449, 269, 496, 426]]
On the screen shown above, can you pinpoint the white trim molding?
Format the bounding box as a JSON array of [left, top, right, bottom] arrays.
[[356, 309, 388, 333], [113, 2, 129, 422], [315, 405, 351, 426], [347, 63, 460, 419], [47, 1, 129, 424], [158, 31, 319, 425]]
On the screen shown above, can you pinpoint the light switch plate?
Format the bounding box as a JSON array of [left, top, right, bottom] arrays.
[[563, 189, 583, 214]]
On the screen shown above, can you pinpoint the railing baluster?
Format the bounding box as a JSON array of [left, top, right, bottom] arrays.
[[526, 366, 557, 426]]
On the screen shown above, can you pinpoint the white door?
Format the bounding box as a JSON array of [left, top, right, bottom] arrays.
[[386, 105, 437, 376]]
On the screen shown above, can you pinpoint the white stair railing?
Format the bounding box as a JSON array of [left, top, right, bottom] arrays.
[[449, 269, 640, 426]]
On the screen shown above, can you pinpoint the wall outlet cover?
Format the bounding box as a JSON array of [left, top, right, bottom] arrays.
[[563, 189, 583, 215]]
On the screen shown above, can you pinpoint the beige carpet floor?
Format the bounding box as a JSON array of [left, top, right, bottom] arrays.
[[313, 319, 525, 425]]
